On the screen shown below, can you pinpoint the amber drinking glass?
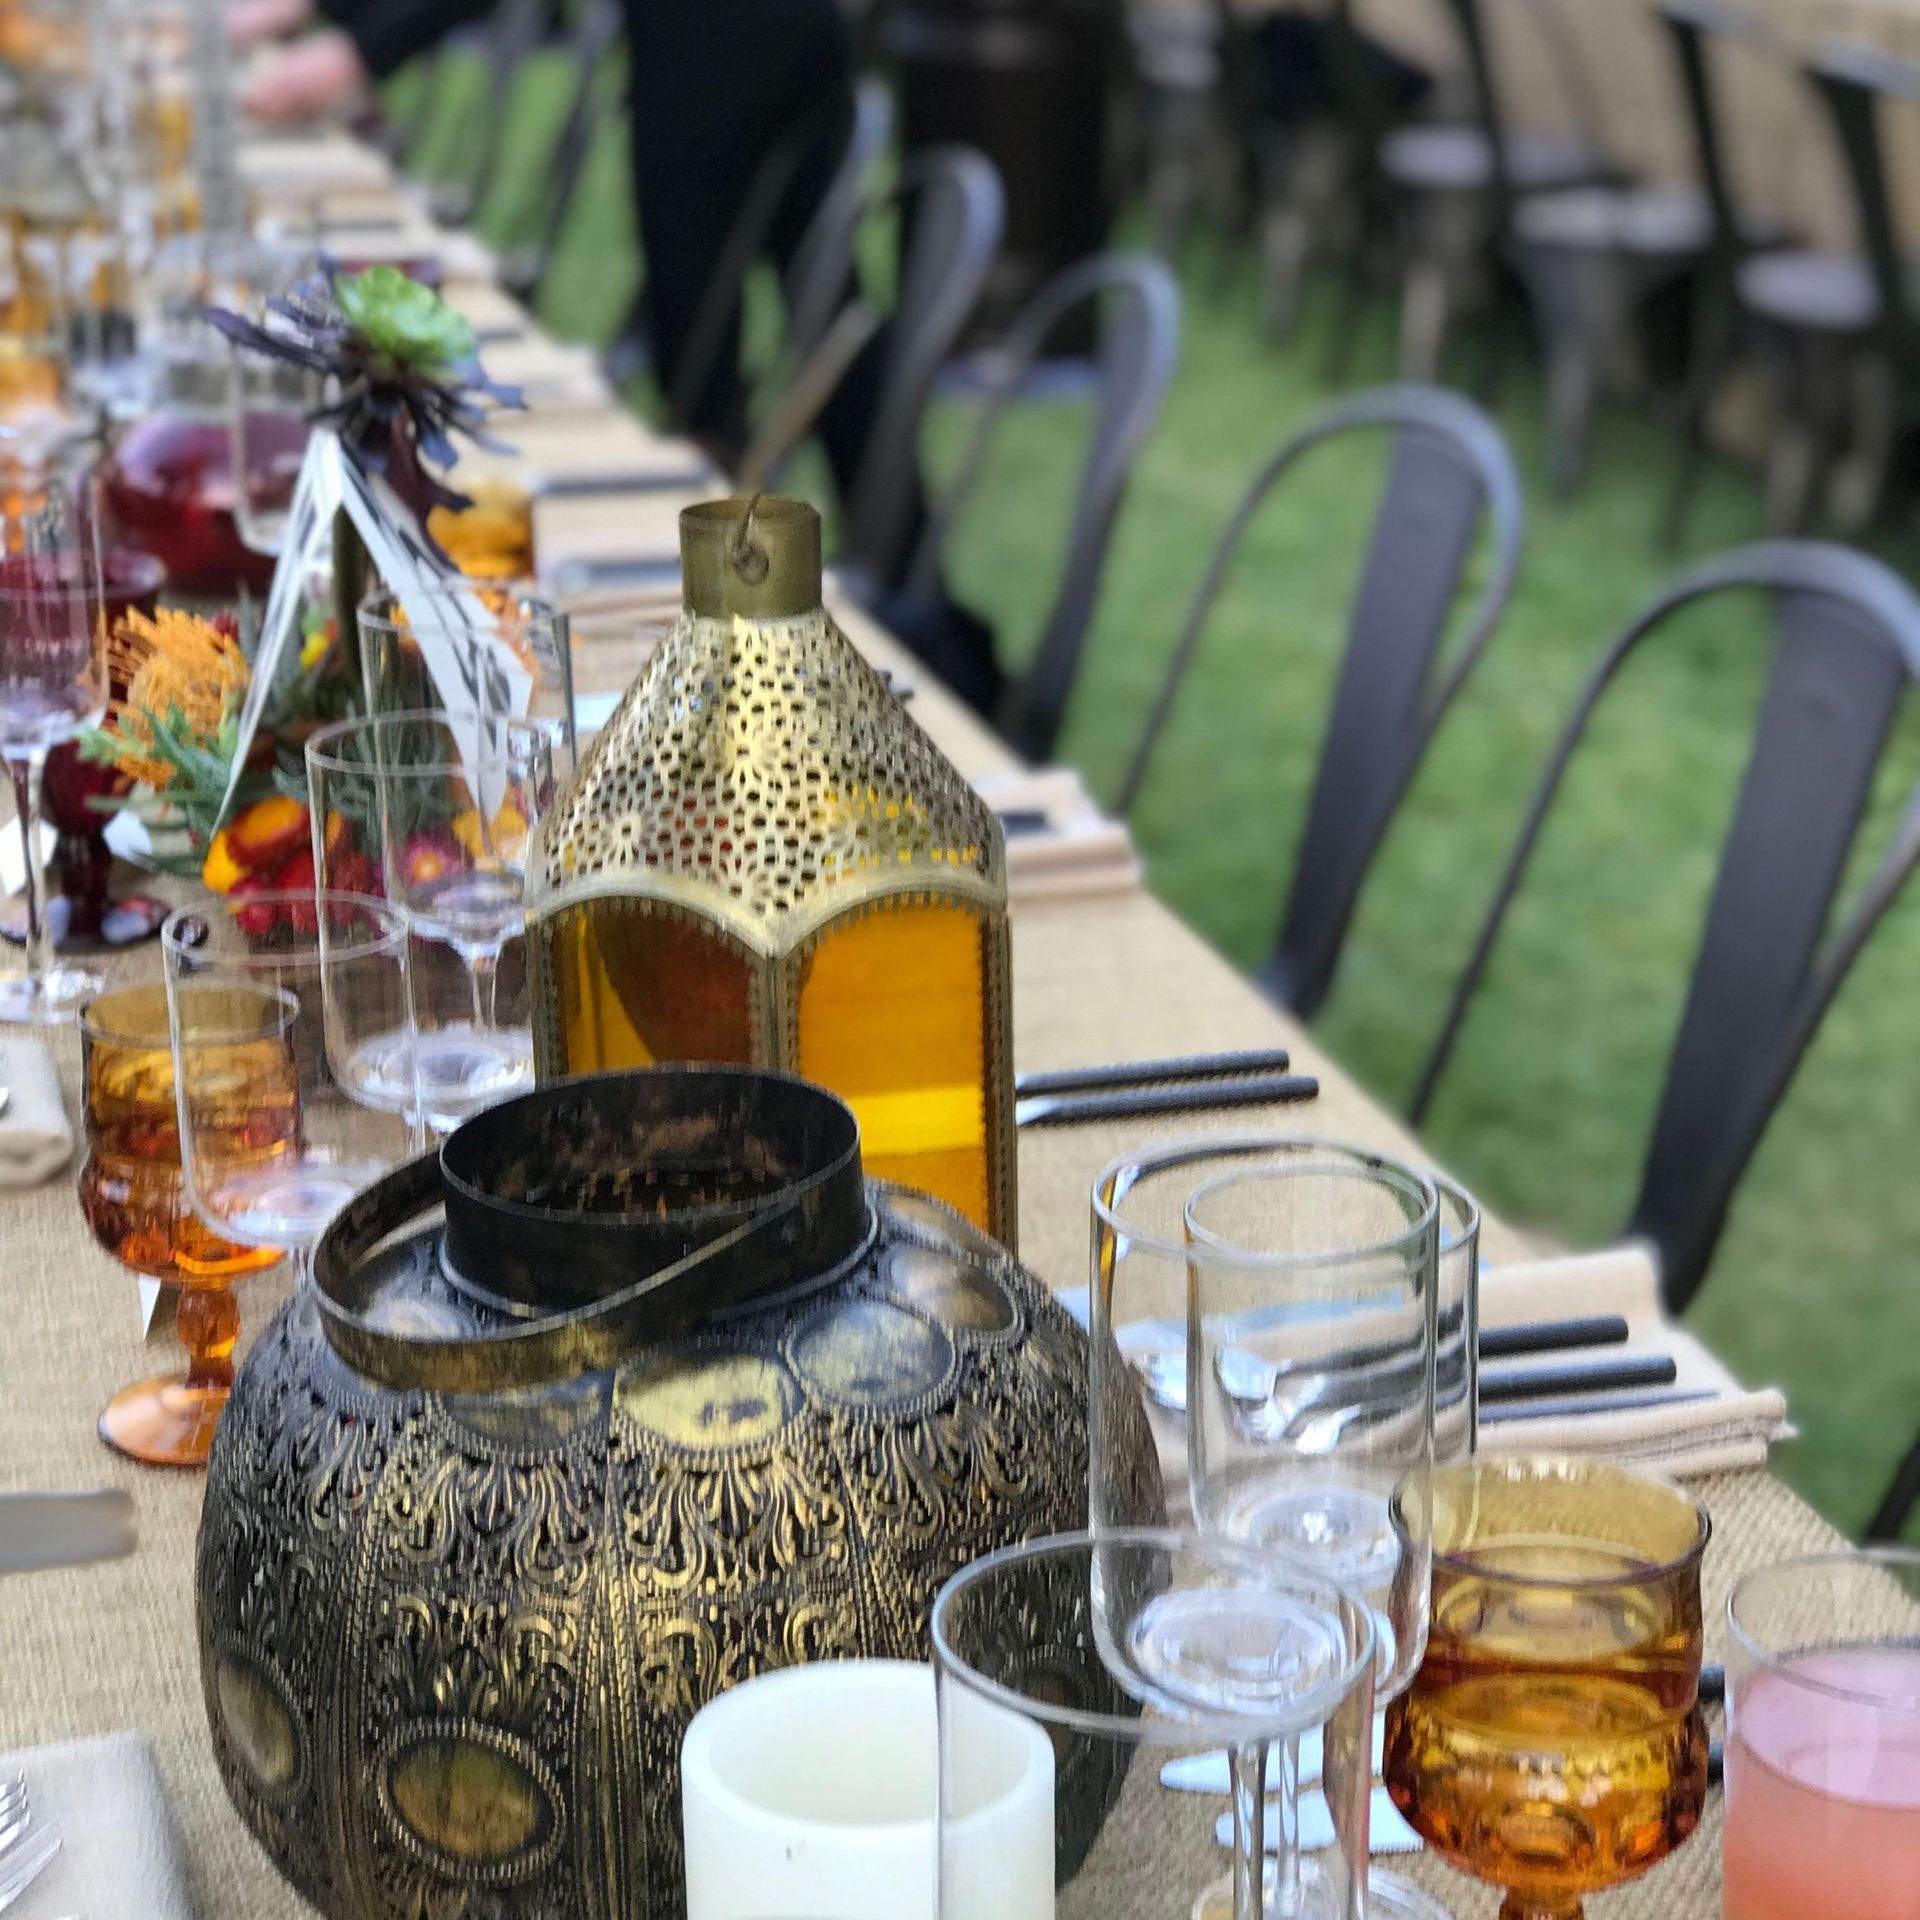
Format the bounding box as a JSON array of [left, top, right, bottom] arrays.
[[81, 981, 289, 1466], [1382, 1458, 1711, 1920]]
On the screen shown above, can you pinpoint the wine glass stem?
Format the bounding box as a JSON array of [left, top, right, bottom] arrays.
[[177, 1283, 238, 1397], [7, 749, 53, 980], [467, 947, 501, 1030], [1228, 1740, 1268, 1920]]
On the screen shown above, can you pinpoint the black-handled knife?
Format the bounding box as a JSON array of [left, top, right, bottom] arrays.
[[1016, 1074, 1319, 1130], [1477, 1353, 1680, 1404], [1017, 1050, 1294, 1099], [1478, 1315, 1631, 1359], [1478, 1387, 1714, 1424]]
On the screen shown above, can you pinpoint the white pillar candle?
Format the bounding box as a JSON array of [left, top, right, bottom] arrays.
[[681, 1659, 1053, 1920]]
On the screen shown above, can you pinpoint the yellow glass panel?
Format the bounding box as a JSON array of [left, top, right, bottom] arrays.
[[545, 904, 757, 1073], [796, 902, 992, 1233]]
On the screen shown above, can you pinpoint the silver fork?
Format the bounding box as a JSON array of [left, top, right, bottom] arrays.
[[0, 1776, 62, 1915]]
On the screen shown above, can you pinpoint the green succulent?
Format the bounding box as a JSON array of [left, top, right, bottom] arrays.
[[333, 265, 477, 379]]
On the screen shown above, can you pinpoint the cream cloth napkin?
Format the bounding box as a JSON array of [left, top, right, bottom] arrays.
[[0, 1037, 73, 1188], [1476, 1245, 1792, 1476], [971, 769, 1143, 902], [0, 1731, 193, 1920]]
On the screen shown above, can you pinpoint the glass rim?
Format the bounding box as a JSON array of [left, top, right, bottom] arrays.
[[166, 976, 301, 1045], [356, 585, 562, 635], [1093, 1133, 1438, 1266], [304, 708, 550, 776], [78, 980, 172, 1047], [1727, 1547, 1920, 1710], [160, 889, 406, 970], [929, 1525, 1376, 1747], [1431, 1170, 1480, 1255], [1184, 1158, 1439, 1274], [1394, 1456, 1712, 1591]]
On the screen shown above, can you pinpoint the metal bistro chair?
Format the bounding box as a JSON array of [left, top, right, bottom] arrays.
[[892, 253, 1181, 765], [496, 0, 625, 311], [1410, 541, 1920, 1313], [425, 0, 554, 227], [1116, 385, 1525, 1019]]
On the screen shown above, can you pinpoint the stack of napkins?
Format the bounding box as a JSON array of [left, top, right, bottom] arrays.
[[1477, 1245, 1792, 1476], [972, 769, 1142, 902]]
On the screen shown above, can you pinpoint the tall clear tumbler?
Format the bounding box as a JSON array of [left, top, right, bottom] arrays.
[[934, 1530, 1377, 1920], [1184, 1141, 1448, 1920]]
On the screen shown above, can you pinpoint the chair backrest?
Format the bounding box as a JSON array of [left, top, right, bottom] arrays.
[[444, 0, 554, 215], [1410, 540, 1920, 1307], [503, 0, 624, 304], [785, 78, 896, 364], [1117, 384, 1525, 1018], [1806, 41, 1920, 353], [834, 148, 1007, 590], [900, 253, 1182, 764]]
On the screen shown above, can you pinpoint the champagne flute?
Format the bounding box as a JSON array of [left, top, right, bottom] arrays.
[[0, 450, 107, 1021], [1183, 1140, 1447, 1920]]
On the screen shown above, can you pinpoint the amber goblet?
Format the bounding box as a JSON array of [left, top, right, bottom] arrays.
[[79, 983, 286, 1467], [1382, 1457, 1710, 1920]]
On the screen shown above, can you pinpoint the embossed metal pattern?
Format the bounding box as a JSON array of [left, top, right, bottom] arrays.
[[526, 606, 1005, 944], [197, 1070, 1162, 1920]]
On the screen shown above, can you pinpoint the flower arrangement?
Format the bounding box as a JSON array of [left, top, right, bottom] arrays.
[[78, 606, 363, 929]]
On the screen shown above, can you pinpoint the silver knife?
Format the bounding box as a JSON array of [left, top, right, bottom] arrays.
[[0, 1489, 137, 1573]]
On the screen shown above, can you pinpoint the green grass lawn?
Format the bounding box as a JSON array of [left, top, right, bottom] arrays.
[[409, 52, 1920, 1538]]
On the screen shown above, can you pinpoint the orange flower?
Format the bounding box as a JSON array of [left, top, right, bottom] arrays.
[[201, 827, 243, 894], [226, 794, 311, 874], [101, 609, 251, 789]]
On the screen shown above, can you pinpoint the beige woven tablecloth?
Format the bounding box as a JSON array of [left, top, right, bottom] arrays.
[[0, 251, 1845, 1918]]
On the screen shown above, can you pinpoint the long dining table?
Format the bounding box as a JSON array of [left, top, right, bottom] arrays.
[[0, 141, 1847, 1919]]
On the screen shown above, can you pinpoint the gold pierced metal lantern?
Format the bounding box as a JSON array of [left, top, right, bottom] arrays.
[[196, 1067, 1161, 1920], [525, 495, 1017, 1245]]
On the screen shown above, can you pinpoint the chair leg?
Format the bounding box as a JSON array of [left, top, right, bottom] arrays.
[[1398, 255, 1451, 381], [1828, 352, 1896, 534], [1765, 337, 1849, 536], [1662, 288, 1736, 550], [1866, 1429, 1920, 1541], [1545, 342, 1599, 498], [1260, 198, 1311, 341]]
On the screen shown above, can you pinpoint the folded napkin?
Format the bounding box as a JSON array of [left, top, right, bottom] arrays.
[[0, 1732, 193, 1920], [1476, 1245, 1792, 1477], [236, 133, 393, 197], [536, 492, 700, 585], [971, 770, 1143, 902], [0, 1036, 73, 1187], [480, 335, 614, 407]]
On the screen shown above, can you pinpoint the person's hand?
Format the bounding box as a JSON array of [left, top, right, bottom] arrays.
[[226, 0, 313, 50], [241, 28, 369, 124]]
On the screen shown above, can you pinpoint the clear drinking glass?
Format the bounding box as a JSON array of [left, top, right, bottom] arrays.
[[1432, 1174, 1480, 1463], [358, 586, 576, 762], [1724, 1547, 1920, 1920], [161, 889, 415, 1286], [306, 711, 550, 1131], [1183, 1141, 1447, 1920], [0, 453, 107, 1021], [227, 345, 316, 556], [1383, 1458, 1710, 1920], [934, 1529, 1377, 1920]]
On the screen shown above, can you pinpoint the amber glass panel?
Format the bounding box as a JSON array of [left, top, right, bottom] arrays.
[[544, 901, 757, 1073], [796, 901, 993, 1234]]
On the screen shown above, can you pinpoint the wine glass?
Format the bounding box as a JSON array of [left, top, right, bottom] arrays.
[[934, 1529, 1378, 1920], [1723, 1546, 1920, 1920], [306, 710, 550, 1131], [162, 889, 416, 1287], [359, 586, 576, 763], [1183, 1140, 1447, 1920], [0, 451, 108, 1021], [1382, 1457, 1711, 1920], [79, 981, 286, 1466]]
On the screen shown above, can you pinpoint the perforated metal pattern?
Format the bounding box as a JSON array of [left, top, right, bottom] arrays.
[[527, 608, 1004, 947]]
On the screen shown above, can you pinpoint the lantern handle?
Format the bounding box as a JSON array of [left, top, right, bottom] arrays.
[[729, 492, 771, 589]]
